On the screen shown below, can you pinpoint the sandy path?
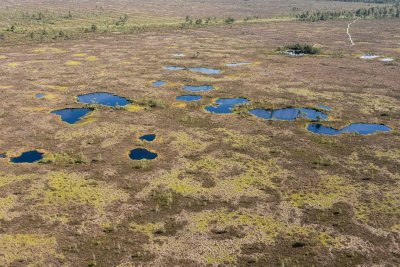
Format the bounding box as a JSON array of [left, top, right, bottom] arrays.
[[347, 17, 360, 46]]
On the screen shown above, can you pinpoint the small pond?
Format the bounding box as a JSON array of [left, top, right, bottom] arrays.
[[77, 92, 130, 107], [205, 98, 250, 114], [183, 85, 213, 92], [11, 150, 43, 163], [176, 95, 202, 102], [173, 53, 185, 57], [226, 62, 251, 67], [139, 134, 156, 142], [164, 66, 186, 71], [360, 55, 379, 59], [129, 148, 158, 160], [249, 108, 328, 121], [0, 153, 6, 158], [380, 58, 394, 62], [164, 66, 221, 74], [153, 80, 167, 87], [188, 67, 221, 75], [36, 93, 45, 99], [51, 108, 92, 124], [307, 123, 391, 135]]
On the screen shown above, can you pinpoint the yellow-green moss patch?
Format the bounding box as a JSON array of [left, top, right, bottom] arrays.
[[30, 172, 129, 217], [72, 53, 87, 57], [0, 173, 30, 188], [65, 60, 81, 66], [124, 104, 145, 112], [7, 62, 20, 68], [130, 222, 165, 238], [0, 195, 18, 221], [0, 234, 63, 265], [138, 153, 286, 201], [32, 47, 67, 54], [289, 175, 356, 209], [86, 56, 98, 61]]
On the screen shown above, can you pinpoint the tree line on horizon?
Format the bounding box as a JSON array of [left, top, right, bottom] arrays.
[[296, 3, 400, 21], [325, 0, 399, 3]]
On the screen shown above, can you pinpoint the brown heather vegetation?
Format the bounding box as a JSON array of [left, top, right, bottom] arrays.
[[0, 0, 399, 266]]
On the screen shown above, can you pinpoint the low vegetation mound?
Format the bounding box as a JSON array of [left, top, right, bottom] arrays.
[[279, 43, 322, 55]]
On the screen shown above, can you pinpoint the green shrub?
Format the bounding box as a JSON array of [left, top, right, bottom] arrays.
[[224, 17, 235, 24], [280, 43, 321, 55]]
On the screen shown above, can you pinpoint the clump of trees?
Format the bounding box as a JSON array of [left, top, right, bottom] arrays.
[[279, 44, 322, 55], [296, 4, 400, 21], [183, 16, 235, 25], [115, 14, 129, 26], [325, 0, 399, 3], [224, 17, 235, 24]]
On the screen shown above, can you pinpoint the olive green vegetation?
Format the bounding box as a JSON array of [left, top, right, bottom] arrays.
[[296, 3, 400, 21], [325, 0, 399, 3], [0, 234, 63, 265], [2, 3, 398, 44], [0, 8, 293, 44], [279, 43, 322, 54]]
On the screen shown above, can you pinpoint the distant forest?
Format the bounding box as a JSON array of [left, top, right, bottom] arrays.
[[296, 4, 400, 21], [325, 0, 399, 3]]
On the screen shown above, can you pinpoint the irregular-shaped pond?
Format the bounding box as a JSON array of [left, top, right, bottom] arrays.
[[360, 55, 379, 59], [139, 134, 156, 142], [11, 150, 43, 163], [307, 123, 391, 135], [153, 80, 167, 87], [164, 66, 186, 71], [183, 85, 213, 92], [0, 153, 6, 158], [249, 108, 328, 121], [36, 93, 45, 99], [164, 66, 221, 74], [77, 92, 130, 107], [188, 67, 221, 75], [51, 108, 92, 124], [176, 95, 202, 102], [226, 62, 251, 67], [205, 98, 250, 114], [129, 148, 158, 160]]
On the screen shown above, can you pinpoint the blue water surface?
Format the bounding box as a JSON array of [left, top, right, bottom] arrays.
[[139, 134, 156, 142], [77, 92, 130, 107], [249, 108, 328, 121], [226, 62, 251, 67], [176, 95, 203, 102], [129, 148, 158, 160], [11, 150, 43, 163], [36, 93, 45, 99], [153, 80, 167, 87], [164, 66, 186, 71], [51, 108, 92, 124], [205, 98, 250, 114], [188, 67, 221, 74], [308, 123, 391, 135], [183, 85, 213, 92]]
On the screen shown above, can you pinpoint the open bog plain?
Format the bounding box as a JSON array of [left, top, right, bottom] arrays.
[[0, 0, 399, 266]]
